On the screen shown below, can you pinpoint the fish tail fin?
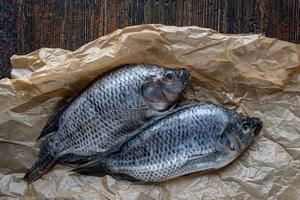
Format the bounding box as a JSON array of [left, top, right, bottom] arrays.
[[24, 153, 58, 183], [70, 159, 109, 177]]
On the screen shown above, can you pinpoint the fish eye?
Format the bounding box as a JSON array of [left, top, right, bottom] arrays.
[[241, 122, 251, 134], [164, 71, 175, 80]]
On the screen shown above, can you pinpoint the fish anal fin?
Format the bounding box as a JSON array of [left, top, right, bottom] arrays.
[[59, 153, 97, 165], [70, 159, 108, 177], [70, 160, 139, 181], [110, 174, 139, 182]]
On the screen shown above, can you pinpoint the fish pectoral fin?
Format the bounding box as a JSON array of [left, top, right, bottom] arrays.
[[186, 151, 220, 165], [186, 151, 208, 161], [69, 159, 108, 177]]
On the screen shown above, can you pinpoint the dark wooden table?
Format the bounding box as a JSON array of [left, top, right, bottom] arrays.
[[0, 0, 299, 79]]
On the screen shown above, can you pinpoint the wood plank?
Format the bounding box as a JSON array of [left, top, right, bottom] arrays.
[[0, 0, 299, 78]]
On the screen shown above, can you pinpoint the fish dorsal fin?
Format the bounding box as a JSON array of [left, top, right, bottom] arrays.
[[37, 75, 106, 140], [37, 101, 71, 140]]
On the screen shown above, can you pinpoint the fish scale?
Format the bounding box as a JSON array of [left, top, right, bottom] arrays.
[[72, 103, 263, 182]]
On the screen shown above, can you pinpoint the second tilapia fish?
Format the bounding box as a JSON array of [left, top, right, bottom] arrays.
[[24, 64, 190, 182], [72, 103, 263, 182]]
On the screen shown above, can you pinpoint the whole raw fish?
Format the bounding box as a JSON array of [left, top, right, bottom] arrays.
[[24, 64, 190, 182], [72, 103, 263, 182]]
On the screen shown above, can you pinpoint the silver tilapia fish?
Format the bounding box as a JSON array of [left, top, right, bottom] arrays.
[[72, 103, 263, 182], [24, 64, 190, 182]]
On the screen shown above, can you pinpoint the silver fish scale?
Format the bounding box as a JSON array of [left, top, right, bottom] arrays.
[[104, 104, 231, 182], [45, 65, 166, 157]]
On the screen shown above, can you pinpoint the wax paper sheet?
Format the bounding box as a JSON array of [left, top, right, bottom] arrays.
[[0, 24, 299, 200]]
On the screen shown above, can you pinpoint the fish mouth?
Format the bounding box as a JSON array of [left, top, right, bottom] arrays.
[[252, 118, 263, 136]]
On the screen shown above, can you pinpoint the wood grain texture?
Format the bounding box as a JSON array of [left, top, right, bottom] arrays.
[[0, 0, 299, 78]]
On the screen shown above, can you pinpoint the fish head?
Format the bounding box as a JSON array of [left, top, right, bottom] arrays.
[[227, 114, 263, 151], [141, 67, 190, 111]]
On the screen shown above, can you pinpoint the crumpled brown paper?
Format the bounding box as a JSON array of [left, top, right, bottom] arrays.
[[0, 24, 300, 200]]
